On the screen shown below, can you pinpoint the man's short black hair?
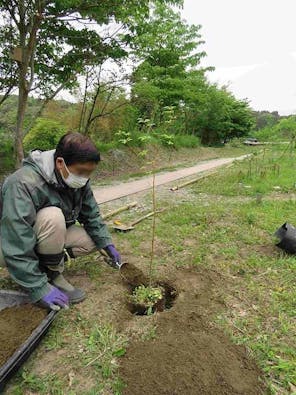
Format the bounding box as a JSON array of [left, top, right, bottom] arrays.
[[54, 132, 100, 165]]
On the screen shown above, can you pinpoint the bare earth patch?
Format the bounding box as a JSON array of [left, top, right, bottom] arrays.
[[119, 268, 266, 395]]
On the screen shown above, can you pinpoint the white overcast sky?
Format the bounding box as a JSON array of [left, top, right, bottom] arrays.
[[182, 0, 296, 114]]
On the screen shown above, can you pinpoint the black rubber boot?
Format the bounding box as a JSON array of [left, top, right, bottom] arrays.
[[48, 271, 86, 304], [38, 250, 86, 304]]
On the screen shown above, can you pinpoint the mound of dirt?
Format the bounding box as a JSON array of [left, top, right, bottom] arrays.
[[119, 269, 266, 395], [0, 304, 47, 367]]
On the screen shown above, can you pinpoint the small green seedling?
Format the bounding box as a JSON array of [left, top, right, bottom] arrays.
[[130, 285, 163, 310]]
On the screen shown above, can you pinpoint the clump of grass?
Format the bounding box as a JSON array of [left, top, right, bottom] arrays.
[[83, 324, 127, 377]]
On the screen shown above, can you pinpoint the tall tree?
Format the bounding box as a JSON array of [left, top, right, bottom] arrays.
[[190, 85, 254, 145], [0, 0, 182, 167], [129, 2, 208, 122]]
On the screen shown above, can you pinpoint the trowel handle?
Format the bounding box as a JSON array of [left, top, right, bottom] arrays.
[[99, 249, 123, 270]]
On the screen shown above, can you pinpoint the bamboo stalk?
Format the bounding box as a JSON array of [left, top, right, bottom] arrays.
[[149, 173, 156, 286], [102, 201, 137, 220], [170, 163, 237, 191], [170, 170, 219, 191]]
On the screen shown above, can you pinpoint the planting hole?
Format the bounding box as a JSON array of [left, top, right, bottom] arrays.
[[127, 282, 178, 316]]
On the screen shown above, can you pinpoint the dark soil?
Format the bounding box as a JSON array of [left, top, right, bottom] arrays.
[[0, 304, 47, 367], [119, 268, 266, 395], [120, 263, 149, 288]]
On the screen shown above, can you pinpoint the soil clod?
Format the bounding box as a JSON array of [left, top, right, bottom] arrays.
[[119, 263, 149, 288]]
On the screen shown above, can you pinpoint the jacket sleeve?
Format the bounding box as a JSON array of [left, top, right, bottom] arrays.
[[78, 183, 113, 249], [0, 180, 51, 302]]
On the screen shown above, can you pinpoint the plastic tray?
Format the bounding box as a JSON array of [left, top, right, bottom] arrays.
[[0, 290, 57, 392]]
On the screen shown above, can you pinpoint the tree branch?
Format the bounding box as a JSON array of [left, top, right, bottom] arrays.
[[90, 100, 127, 123], [23, 83, 65, 134], [0, 85, 15, 106], [84, 64, 103, 134]]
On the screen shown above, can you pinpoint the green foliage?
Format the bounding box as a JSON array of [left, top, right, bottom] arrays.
[[0, 0, 183, 104], [173, 134, 200, 148], [84, 324, 127, 376], [253, 110, 280, 130], [131, 285, 163, 307], [254, 116, 296, 142], [273, 116, 296, 139], [159, 133, 175, 147], [195, 85, 254, 145], [0, 0, 260, 164], [94, 140, 119, 153], [0, 129, 14, 171], [115, 130, 133, 146], [253, 127, 278, 142], [23, 119, 66, 152], [131, 3, 207, 119], [130, 4, 253, 146]]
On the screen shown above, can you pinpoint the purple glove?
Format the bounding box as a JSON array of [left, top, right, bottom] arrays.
[[104, 244, 122, 269], [39, 285, 69, 311]]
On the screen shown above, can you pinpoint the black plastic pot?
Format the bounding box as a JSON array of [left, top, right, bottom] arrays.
[[274, 222, 296, 254], [0, 290, 57, 392]]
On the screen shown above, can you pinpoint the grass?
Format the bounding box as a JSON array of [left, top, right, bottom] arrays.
[[196, 144, 296, 197], [2, 143, 295, 394], [118, 144, 296, 394]]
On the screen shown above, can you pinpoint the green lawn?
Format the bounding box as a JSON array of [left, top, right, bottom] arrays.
[[2, 143, 296, 394]]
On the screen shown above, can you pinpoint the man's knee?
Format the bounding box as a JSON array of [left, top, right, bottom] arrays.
[[73, 238, 97, 257], [34, 207, 66, 258], [65, 225, 97, 257], [34, 206, 66, 236]]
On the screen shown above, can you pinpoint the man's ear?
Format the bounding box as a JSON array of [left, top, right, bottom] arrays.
[[55, 157, 64, 172]]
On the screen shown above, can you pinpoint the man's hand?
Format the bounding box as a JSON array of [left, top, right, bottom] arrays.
[[38, 285, 69, 311], [103, 244, 122, 269]]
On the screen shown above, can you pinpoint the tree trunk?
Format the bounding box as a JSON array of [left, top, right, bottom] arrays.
[[200, 128, 219, 145], [14, 1, 44, 168], [15, 74, 28, 168]]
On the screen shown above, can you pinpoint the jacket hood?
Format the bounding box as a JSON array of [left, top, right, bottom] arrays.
[[22, 149, 60, 186]]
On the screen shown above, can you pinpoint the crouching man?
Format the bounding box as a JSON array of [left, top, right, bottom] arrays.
[[0, 132, 121, 311]]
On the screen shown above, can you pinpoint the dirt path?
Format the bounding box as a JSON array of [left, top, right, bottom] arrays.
[[93, 154, 250, 204]]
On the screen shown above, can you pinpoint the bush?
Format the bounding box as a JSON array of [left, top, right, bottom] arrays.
[[173, 134, 200, 149], [253, 127, 281, 142], [23, 118, 66, 152], [136, 133, 158, 147], [93, 140, 119, 153], [0, 132, 14, 172], [228, 137, 244, 147], [253, 117, 296, 142]]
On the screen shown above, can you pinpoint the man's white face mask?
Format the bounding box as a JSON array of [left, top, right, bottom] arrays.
[[61, 158, 89, 189]]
